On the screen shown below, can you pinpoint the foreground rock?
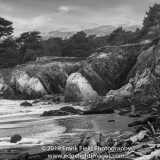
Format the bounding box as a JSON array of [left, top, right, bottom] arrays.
[[103, 37, 160, 109], [10, 134, 22, 143], [41, 106, 83, 116], [65, 44, 143, 102], [9, 114, 160, 160], [40, 110, 71, 116], [59, 106, 82, 114], [20, 101, 32, 106]]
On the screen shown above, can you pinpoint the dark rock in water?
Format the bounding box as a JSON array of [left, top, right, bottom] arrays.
[[40, 110, 70, 116], [59, 106, 81, 114], [20, 101, 32, 106], [10, 134, 22, 143], [107, 120, 115, 122], [103, 37, 160, 110], [65, 44, 143, 102], [82, 109, 114, 115]]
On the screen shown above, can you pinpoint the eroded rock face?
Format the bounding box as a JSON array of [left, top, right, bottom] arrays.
[[1, 59, 82, 99], [103, 37, 160, 108], [10, 70, 47, 98], [0, 73, 5, 94], [65, 44, 143, 102], [0, 73, 14, 98], [65, 72, 98, 102]]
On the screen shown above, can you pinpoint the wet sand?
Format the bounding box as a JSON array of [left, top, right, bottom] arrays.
[[93, 110, 138, 134], [0, 100, 138, 159]]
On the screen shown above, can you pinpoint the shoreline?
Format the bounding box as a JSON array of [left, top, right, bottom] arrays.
[[0, 115, 96, 159]]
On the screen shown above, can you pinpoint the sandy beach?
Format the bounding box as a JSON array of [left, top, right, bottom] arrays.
[[0, 100, 136, 159]]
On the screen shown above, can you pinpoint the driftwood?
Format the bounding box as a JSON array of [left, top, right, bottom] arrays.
[[134, 149, 160, 160], [125, 130, 148, 145], [147, 121, 156, 135], [131, 143, 153, 151], [128, 116, 158, 127], [129, 112, 141, 117], [137, 149, 152, 155], [147, 144, 160, 148]]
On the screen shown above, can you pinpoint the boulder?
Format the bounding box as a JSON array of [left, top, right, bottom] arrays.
[[10, 134, 22, 143], [107, 120, 115, 122], [65, 44, 143, 102], [103, 37, 160, 109], [40, 110, 70, 116], [59, 106, 81, 114], [20, 101, 32, 106], [65, 72, 98, 102], [10, 70, 47, 99]]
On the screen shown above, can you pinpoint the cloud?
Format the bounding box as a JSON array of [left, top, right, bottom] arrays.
[[59, 6, 70, 13], [0, 3, 11, 11], [1, 14, 52, 35], [0, 1, 146, 37], [58, 6, 89, 13]]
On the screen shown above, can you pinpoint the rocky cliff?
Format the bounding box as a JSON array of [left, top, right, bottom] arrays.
[[0, 58, 83, 99], [65, 44, 143, 102], [0, 43, 146, 101], [102, 37, 160, 109]]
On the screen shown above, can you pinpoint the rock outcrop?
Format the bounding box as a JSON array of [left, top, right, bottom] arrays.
[[0, 73, 15, 99], [0, 58, 82, 99], [65, 44, 143, 102], [102, 37, 160, 109], [0, 73, 5, 95], [20, 101, 32, 106], [40, 110, 71, 116]]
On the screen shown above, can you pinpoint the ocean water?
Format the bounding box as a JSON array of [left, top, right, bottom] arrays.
[[0, 100, 82, 149], [0, 99, 137, 155]]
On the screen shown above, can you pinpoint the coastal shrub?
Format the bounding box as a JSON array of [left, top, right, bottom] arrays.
[[10, 134, 22, 143]]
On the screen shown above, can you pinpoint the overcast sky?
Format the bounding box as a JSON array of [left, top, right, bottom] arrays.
[[0, 0, 159, 36]]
